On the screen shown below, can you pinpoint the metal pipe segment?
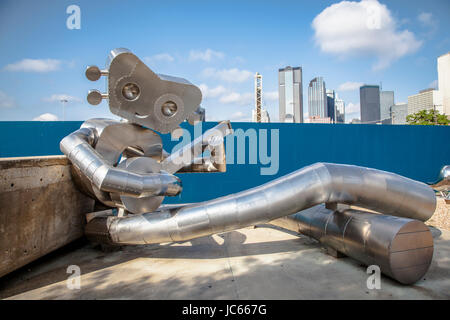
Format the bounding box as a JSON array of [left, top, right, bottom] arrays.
[[60, 127, 182, 198], [85, 162, 436, 246], [429, 165, 450, 191], [270, 205, 434, 285], [161, 120, 232, 174]]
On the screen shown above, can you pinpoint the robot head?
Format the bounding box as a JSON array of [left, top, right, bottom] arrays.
[[86, 48, 203, 134]]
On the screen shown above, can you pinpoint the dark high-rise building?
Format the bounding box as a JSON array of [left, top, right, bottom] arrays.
[[278, 66, 303, 123], [326, 89, 336, 123], [308, 77, 327, 118], [360, 85, 380, 123]]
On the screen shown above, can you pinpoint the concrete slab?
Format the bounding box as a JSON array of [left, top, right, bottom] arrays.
[[0, 225, 449, 300], [0, 156, 95, 278]]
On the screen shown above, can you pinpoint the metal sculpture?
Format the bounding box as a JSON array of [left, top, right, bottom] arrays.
[[429, 165, 450, 201], [61, 48, 438, 285]]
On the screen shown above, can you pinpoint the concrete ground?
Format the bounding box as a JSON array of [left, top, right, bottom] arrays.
[[0, 224, 449, 300]]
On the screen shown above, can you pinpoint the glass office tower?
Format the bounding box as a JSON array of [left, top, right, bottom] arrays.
[[380, 91, 394, 124], [335, 95, 345, 123], [278, 66, 303, 123], [308, 77, 327, 118]]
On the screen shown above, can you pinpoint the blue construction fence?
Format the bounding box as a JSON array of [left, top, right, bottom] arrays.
[[0, 121, 448, 204]]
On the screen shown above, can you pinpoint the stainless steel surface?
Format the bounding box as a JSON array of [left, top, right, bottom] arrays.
[[429, 165, 450, 201], [85, 162, 436, 246], [117, 157, 165, 214], [81, 119, 164, 164], [60, 127, 182, 201], [270, 205, 434, 285], [161, 120, 232, 174], [85, 65, 109, 81], [187, 106, 206, 124], [67, 119, 166, 211], [86, 89, 105, 105], [429, 165, 450, 191], [65, 48, 440, 285], [89, 48, 202, 133], [62, 118, 232, 211]]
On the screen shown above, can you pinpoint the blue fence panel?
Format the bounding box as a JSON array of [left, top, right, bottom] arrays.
[[0, 121, 448, 204]]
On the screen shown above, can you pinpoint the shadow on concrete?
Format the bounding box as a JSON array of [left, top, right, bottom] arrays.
[[0, 228, 315, 299], [1, 226, 449, 300]]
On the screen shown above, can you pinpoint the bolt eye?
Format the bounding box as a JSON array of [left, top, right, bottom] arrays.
[[161, 101, 178, 117], [122, 83, 140, 101]]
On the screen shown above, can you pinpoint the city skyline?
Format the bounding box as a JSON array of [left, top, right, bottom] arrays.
[[0, 0, 449, 123]]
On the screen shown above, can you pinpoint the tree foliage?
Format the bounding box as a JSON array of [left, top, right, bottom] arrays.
[[406, 109, 450, 125]]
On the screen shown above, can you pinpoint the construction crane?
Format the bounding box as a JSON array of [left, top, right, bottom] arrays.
[[254, 72, 262, 123]]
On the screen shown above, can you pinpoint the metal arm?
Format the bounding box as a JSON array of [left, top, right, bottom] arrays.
[[161, 121, 232, 174], [60, 127, 182, 198]]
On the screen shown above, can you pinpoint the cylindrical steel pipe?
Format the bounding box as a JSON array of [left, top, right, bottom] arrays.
[[85, 163, 436, 247], [161, 120, 232, 174], [60, 127, 182, 198], [270, 205, 434, 285]]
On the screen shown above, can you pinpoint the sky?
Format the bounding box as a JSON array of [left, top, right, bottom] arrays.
[[0, 0, 449, 123]]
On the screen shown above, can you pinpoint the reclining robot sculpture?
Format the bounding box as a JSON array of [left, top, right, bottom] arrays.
[[61, 48, 441, 285]]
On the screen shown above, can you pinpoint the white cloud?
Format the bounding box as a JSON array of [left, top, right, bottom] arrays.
[[230, 111, 251, 122], [189, 49, 224, 62], [0, 90, 16, 108], [43, 94, 81, 103], [198, 84, 227, 99], [312, 0, 422, 70], [418, 12, 437, 29], [144, 53, 174, 64], [219, 92, 253, 105], [234, 56, 246, 64], [33, 113, 58, 121], [263, 91, 278, 101], [346, 102, 360, 113], [418, 12, 438, 37], [418, 12, 433, 26], [429, 79, 438, 89], [338, 81, 364, 91], [345, 103, 360, 123], [4, 59, 62, 72], [202, 67, 253, 83]]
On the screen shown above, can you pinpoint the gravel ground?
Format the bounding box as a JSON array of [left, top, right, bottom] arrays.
[[426, 196, 450, 231]]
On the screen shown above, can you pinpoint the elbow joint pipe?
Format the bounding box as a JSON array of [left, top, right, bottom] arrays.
[[60, 128, 182, 199]]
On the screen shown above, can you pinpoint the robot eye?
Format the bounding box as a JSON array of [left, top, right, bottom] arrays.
[[161, 101, 178, 117], [122, 83, 140, 101]]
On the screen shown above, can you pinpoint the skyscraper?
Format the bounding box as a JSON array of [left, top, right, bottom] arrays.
[[380, 91, 394, 124], [438, 52, 450, 116], [308, 77, 327, 118], [326, 89, 336, 123], [407, 88, 443, 115], [278, 66, 303, 123], [360, 85, 380, 123], [335, 94, 345, 123]]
